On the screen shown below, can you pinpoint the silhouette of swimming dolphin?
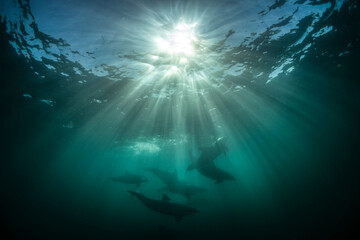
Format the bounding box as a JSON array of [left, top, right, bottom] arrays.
[[197, 161, 235, 184], [128, 191, 200, 221], [187, 137, 228, 171], [187, 137, 235, 183]]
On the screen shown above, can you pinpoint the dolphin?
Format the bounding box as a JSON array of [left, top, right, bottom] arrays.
[[197, 161, 235, 184], [110, 171, 149, 186], [128, 191, 200, 221], [146, 168, 206, 199], [187, 137, 228, 171]]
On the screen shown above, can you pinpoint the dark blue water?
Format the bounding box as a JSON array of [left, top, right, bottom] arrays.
[[1, 0, 359, 239]]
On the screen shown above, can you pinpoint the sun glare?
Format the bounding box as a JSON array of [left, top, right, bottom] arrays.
[[149, 20, 209, 84], [156, 22, 197, 56]]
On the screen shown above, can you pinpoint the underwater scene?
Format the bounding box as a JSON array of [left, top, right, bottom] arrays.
[[1, 0, 359, 239]]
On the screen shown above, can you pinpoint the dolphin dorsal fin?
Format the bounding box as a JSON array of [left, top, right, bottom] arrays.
[[162, 194, 171, 202]]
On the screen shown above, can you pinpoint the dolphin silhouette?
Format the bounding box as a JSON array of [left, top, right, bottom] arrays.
[[197, 161, 235, 184], [187, 137, 228, 171], [128, 191, 200, 221]]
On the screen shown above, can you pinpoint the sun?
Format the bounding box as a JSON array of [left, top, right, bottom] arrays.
[[155, 22, 197, 57], [148, 20, 209, 84]]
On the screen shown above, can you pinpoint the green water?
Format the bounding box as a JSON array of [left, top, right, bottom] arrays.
[[1, 0, 360, 239]]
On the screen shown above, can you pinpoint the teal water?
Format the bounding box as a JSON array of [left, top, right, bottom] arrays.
[[1, 0, 359, 239]]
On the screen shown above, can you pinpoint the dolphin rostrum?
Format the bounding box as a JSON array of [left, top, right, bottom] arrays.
[[128, 191, 200, 221]]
